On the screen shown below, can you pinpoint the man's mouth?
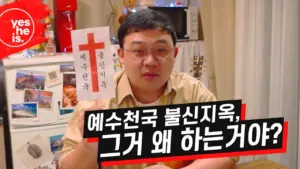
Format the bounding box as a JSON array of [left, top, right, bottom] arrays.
[[143, 73, 158, 76], [143, 73, 159, 79]]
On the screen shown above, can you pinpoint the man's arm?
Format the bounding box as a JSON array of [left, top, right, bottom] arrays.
[[59, 100, 103, 169], [60, 140, 98, 169], [189, 82, 239, 169], [180, 157, 236, 169]]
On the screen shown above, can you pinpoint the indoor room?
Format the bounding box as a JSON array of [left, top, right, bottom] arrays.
[[0, 0, 299, 169]]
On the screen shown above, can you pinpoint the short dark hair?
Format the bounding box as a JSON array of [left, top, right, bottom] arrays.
[[117, 8, 177, 48]]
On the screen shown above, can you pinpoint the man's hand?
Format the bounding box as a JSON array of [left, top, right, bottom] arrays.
[[181, 157, 236, 169], [79, 100, 104, 155], [60, 100, 105, 169], [144, 164, 172, 169]]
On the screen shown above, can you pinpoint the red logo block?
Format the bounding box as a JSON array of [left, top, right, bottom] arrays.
[[0, 0, 51, 60]]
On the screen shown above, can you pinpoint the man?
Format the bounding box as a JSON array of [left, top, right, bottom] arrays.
[[59, 9, 239, 169]]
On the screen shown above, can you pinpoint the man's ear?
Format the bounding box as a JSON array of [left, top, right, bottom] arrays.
[[117, 48, 124, 64], [174, 47, 178, 58]]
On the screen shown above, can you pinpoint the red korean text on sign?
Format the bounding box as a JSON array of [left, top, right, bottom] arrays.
[[79, 33, 105, 93]]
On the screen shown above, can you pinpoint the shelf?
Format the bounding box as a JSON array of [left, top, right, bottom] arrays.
[[2, 53, 74, 69]]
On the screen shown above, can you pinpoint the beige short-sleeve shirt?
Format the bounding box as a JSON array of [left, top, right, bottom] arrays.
[[59, 70, 239, 169]]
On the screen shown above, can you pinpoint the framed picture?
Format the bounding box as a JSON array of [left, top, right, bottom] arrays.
[[58, 101, 74, 119], [11, 102, 39, 122], [15, 70, 46, 90], [60, 64, 75, 73], [49, 134, 64, 153], [61, 73, 77, 109], [24, 89, 53, 109]]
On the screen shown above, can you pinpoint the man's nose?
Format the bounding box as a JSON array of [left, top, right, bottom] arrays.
[[143, 52, 158, 66]]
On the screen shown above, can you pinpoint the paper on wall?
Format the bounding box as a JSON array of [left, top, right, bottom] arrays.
[[71, 26, 116, 101], [34, 160, 56, 169], [16, 134, 53, 168], [45, 68, 61, 88]]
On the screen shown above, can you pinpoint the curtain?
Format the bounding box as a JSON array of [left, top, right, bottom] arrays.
[[201, 0, 299, 168], [199, 0, 236, 100], [235, 0, 299, 168], [174, 41, 209, 88]]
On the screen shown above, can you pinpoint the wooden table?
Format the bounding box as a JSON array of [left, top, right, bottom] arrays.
[[237, 160, 290, 169]]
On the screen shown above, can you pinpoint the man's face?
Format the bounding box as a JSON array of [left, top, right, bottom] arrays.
[[118, 29, 177, 92]]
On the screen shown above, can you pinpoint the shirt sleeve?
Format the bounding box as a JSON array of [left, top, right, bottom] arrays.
[[59, 100, 97, 169], [193, 82, 240, 163]]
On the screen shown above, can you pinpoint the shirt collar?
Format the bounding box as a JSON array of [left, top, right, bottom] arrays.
[[115, 70, 176, 105]]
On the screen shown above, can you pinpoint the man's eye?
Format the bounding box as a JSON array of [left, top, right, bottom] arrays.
[[157, 48, 167, 53], [133, 49, 144, 54]]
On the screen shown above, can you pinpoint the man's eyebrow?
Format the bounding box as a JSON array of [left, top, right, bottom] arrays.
[[131, 39, 168, 45], [156, 39, 168, 44], [131, 41, 144, 45]]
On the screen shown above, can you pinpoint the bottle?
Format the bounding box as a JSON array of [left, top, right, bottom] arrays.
[[45, 38, 56, 55], [44, 17, 56, 55], [30, 44, 41, 53]]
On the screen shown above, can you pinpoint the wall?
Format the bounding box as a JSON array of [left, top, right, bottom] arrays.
[[0, 1, 203, 117], [45, 0, 201, 37], [46, 0, 124, 37], [0, 62, 5, 117], [0, 125, 6, 169]]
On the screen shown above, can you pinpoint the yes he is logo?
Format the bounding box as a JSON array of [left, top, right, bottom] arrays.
[[0, 8, 34, 47], [11, 18, 32, 43], [0, 0, 50, 60]]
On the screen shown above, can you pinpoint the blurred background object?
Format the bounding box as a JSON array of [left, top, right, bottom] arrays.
[[0, 0, 6, 5]]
